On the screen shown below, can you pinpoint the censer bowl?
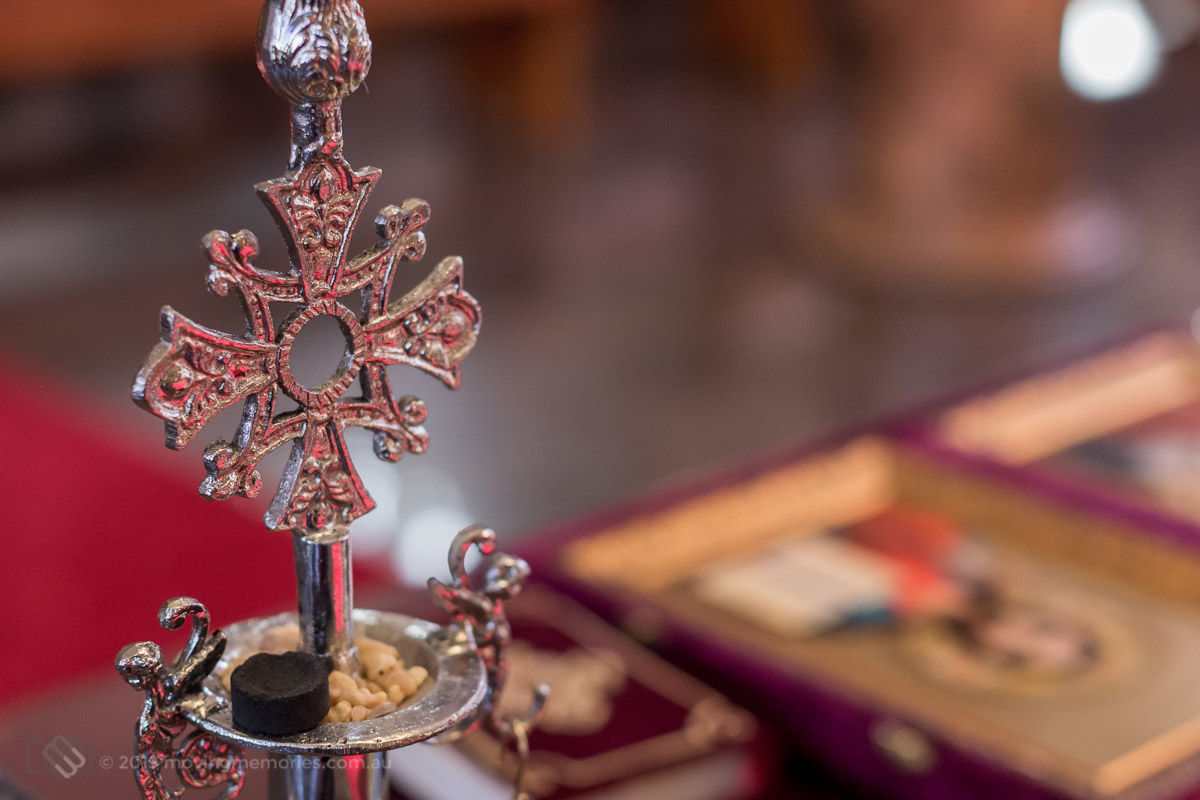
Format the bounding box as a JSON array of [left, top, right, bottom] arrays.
[[185, 608, 487, 755]]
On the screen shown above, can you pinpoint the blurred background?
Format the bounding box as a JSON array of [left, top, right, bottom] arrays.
[[6, 0, 1200, 795], [8, 0, 1200, 572]]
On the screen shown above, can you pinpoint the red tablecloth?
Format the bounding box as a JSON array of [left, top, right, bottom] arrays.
[[0, 354, 386, 707]]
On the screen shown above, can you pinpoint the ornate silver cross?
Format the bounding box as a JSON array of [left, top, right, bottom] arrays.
[[120, 4, 543, 798], [132, 0, 481, 538]]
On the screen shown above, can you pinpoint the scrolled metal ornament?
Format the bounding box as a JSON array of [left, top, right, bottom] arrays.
[[116, 598, 246, 800], [430, 526, 550, 800], [132, 0, 481, 539]]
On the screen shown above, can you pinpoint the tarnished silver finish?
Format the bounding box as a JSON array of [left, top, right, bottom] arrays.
[[116, 598, 246, 800], [187, 609, 487, 754], [430, 526, 550, 800]]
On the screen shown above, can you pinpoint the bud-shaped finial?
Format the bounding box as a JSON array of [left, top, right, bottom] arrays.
[[257, 0, 373, 167]]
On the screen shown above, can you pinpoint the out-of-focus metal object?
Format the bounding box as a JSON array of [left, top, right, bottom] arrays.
[[118, 2, 542, 798]]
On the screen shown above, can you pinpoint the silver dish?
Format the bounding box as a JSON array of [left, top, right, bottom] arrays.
[[185, 609, 486, 755]]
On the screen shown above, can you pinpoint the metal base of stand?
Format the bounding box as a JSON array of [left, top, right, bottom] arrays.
[[269, 753, 388, 800]]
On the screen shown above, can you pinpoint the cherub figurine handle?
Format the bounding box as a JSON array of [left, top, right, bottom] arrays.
[[117, 598, 246, 800], [430, 526, 550, 800]]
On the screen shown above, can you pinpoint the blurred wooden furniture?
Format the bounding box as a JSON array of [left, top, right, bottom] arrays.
[[0, 0, 597, 146], [698, 0, 827, 101], [806, 0, 1130, 294]]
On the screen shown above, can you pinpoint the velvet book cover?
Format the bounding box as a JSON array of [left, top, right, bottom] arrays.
[[931, 330, 1200, 537], [388, 587, 768, 800], [539, 434, 1200, 800]]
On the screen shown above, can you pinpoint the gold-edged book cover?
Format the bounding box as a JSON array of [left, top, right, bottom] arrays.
[[561, 435, 1200, 800]]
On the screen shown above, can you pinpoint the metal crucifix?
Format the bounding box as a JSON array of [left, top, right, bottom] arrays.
[[131, 0, 482, 676], [132, 2, 481, 541], [120, 6, 548, 799]]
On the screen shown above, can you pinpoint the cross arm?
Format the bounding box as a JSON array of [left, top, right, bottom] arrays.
[[133, 307, 278, 450], [365, 256, 481, 389]]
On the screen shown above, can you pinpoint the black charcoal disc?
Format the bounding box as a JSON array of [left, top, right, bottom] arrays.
[[230, 651, 331, 735]]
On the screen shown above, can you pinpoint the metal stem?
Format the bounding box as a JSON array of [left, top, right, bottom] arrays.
[[261, 0, 371, 680], [259, 3, 379, 795], [293, 527, 358, 672], [287, 101, 344, 170], [269, 753, 388, 800]]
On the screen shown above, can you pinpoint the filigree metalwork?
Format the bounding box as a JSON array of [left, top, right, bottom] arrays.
[[120, 3, 534, 798], [132, 0, 481, 538], [117, 598, 246, 800], [430, 526, 550, 800]]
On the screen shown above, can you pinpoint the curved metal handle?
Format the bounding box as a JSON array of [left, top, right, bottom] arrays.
[[117, 597, 245, 800], [430, 527, 548, 800]]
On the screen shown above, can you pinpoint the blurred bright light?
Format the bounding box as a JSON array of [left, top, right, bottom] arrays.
[[392, 504, 476, 587], [1061, 0, 1162, 100], [345, 434, 477, 585], [347, 440, 405, 558]]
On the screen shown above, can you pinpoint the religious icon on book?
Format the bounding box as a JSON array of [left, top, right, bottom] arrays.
[[689, 506, 1133, 695]]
